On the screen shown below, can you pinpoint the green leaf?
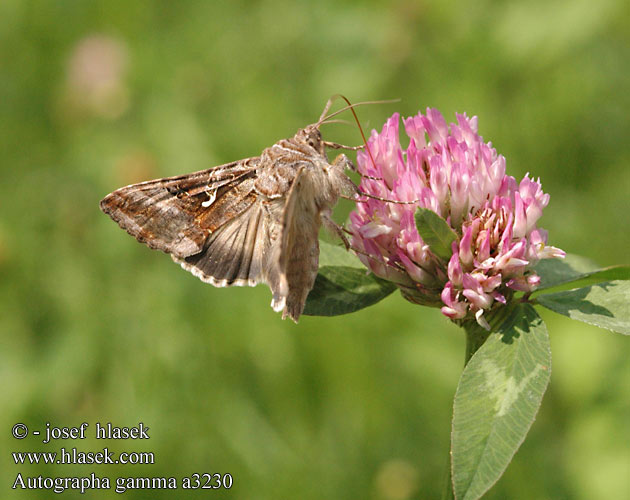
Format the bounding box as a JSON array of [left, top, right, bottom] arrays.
[[414, 207, 458, 261], [533, 254, 630, 292], [451, 304, 551, 500], [303, 241, 396, 317], [536, 280, 630, 335]]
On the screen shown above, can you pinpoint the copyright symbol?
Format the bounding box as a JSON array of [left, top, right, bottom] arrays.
[[12, 423, 28, 439]]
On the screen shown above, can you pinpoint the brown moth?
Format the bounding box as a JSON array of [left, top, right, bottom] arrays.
[[100, 98, 365, 322]]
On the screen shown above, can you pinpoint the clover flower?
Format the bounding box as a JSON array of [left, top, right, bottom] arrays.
[[349, 109, 565, 328]]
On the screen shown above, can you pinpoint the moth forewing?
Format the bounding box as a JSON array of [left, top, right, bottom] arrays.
[[276, 167, 319, 320], [99, 159, 258, 258]]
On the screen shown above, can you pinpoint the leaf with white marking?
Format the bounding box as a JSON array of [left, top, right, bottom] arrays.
[[451, 304, 551, 500]]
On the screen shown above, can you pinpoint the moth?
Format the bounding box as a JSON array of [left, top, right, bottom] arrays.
[[100, 98, 370, 322]]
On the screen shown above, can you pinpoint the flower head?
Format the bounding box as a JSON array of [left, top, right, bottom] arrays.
[[349, 109, 565, 328]]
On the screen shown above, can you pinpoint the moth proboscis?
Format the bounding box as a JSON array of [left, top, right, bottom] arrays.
[[101, 96, 388, 322]]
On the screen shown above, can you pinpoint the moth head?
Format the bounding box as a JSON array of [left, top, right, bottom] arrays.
[[296, 126, 324, 155]]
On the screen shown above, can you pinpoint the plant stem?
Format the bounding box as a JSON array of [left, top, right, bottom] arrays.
[[443, 321, 491, 499], [464, 321, 491, 365]]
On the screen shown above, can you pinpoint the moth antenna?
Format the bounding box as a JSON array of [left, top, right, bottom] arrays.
[[320, 119, 352, 126], [320, 95, 390, 183], [335, 96, 389, 190], [318, 95, 337, 123], [317, 94, 356, 123], [318, 96, 418, 204], [316, 95, 400, 126]]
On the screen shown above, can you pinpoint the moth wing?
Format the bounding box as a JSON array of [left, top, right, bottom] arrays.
[[173, 199, 271, 287], [178, 166, 320, 322], [276, 167, 321, 322], [100, 159, 258, 258]]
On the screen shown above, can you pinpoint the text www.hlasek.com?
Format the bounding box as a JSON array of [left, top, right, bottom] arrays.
[[12, 448, 154, 465]]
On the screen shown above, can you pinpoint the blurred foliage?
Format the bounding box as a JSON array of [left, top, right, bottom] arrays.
[[1, 0, 629, 499]]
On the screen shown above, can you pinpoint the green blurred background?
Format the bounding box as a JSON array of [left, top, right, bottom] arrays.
[[2, 0, 629, 498]]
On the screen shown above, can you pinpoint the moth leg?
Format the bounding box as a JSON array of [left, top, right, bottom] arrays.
[[330, 227, 410, 275], [321, 219, 373, 258], [340, 191, 419, 205], [327, 154, 361, 199], [333, 153, 358, 171], [321, 210, 350, 250], [330, 153, 384, 181], [333, 154, 398, 189], [348, 244, 409, 274], [323, 141, 363, 151], [331, 223, 387, 265]]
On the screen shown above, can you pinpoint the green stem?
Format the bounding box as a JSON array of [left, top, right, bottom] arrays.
[[442, 320, 492, 499], [464, 321, 491, 365]]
